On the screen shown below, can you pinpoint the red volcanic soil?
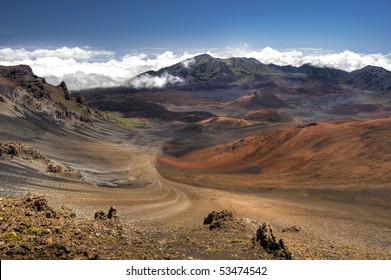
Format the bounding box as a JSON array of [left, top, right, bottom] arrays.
[[243, 109, 292, 122], [158, 118, 391, 185], [196, 116, 253, 128]]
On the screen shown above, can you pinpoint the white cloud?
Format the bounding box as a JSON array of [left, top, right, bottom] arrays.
[[0, 47, 196, 90], [128, 72, 184, 89], [0, 46, 390, 90], [210, 45, 391, 72], [181, 57, 195, 69], [0, 47, 114, 61], [45, 72, 118, 90]]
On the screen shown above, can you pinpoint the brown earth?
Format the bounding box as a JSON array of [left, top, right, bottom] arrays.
[[158, 118, 391, 185], [243, 109, 292, 122], [2, 126, 389, 260], [0, 195, 285, 260]]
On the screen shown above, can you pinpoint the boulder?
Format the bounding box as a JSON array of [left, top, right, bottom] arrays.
[[256, 222, 292, 259], [107, 207, 118, 220], [23, 195, 57, 219], [94, 210, 106, 220], [59, 81, 71, 100], [203, 210, 234, 230], [94, 207, 118, 220]]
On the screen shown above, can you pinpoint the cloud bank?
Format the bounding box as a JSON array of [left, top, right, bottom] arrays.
[[0, 45, 390, 90], [128, 72, 184, 89]]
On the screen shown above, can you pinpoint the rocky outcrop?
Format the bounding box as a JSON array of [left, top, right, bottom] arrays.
[[59, 81, 71, 100], [0, 141, 82, 179], [203, 210, 234, 230], [0, 194, 129, 260], [0, 141, 49, 162], [296, 122, 318, 128], [0, 65, 35, 79], [0, 65, 52, 101], [0, 65, 95, 126], [94, 207, 118, 221], [47, 163, 63, 174], [256, 222, 292, 259], [24, 195, 58, 218]]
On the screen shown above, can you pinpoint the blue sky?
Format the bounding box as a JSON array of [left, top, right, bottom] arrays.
[[1, 0, 390, 53], [1, 0, 390, 90]]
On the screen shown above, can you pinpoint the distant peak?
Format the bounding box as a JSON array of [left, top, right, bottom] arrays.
[[193, 53, 214, 60], [360, 65, 388, 72]]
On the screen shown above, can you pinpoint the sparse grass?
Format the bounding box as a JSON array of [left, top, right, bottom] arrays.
[[63, 230, 75, 238], [26, 226, 44, 236], [1, 231, 20, 242], [103, 112, 153, 129], [206, 247, 223, 253], [104, 236, 116, 243], [234, 74, 256, 85]]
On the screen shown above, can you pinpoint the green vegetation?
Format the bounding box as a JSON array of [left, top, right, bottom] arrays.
[[26, 226, 44, 235], [206, 247, 223, 253], [1, 231, 20, 242], [103, 112, 153, 129]]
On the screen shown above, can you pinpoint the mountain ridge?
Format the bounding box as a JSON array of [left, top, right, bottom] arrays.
[[0, 65, 97, 126], [344, 65, 391, 92], [126, 53, 391, 92]]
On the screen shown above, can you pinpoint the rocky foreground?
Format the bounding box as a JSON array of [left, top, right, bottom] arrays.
[[0, 194, 130, 259], [0, 194, 294, 260]]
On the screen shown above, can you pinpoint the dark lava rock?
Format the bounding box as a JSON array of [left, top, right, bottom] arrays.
[[94, 207, 118, 220], [0, 141, 49, 161], [0, 65, 34, 78], [75, 95, 86, 105], [256, 222, 292, 260], [23, 195, 57, 219], [59, 81, 71, 100], [94, 210, 106, 220], [0, 195, 130, 260], [6, 145, 18, 156], [203, 210, 234, 230], [107, 207, 118, 220], [47, 163, 63, 173], [296, 122, 318, 129]]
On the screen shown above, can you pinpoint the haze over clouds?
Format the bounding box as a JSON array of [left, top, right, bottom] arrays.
[[1, 46, 390, 90]]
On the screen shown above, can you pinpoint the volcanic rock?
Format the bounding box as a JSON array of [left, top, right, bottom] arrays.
[[0, 141, 50, 163], [203, 210, 234, 230], [0, 194, 130, 259], [59, 81, 71, 100], [94, 207, 119, 221], [23, 195, 57, 219], [256, 222, 292, 259], [0, 65, 97, 126], [296, 122, 318, 128]]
